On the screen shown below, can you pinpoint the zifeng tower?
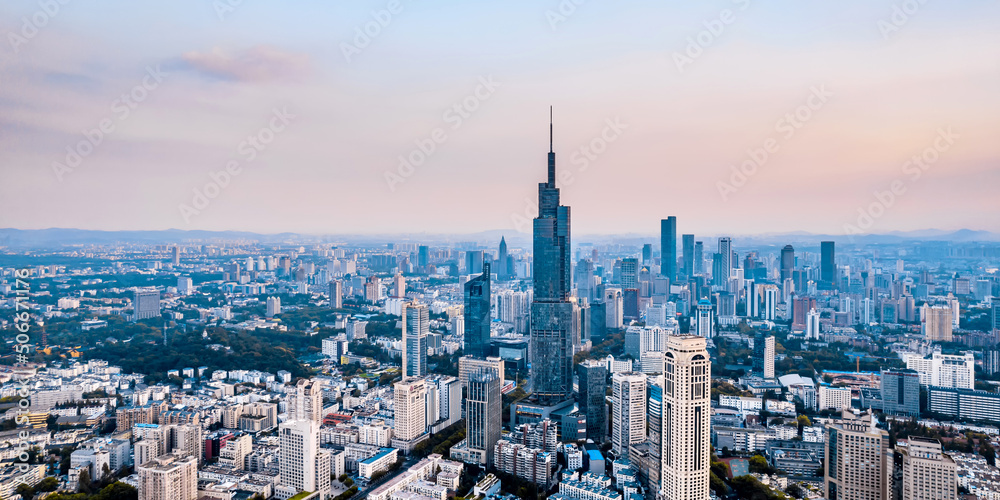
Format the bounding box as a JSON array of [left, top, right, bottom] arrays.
[[529, 108, 574, 405]]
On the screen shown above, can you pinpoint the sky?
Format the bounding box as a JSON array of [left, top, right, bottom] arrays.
[[1, 0, 998, 237]]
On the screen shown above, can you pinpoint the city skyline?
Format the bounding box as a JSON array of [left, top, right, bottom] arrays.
[[2, 1, 999, 235]]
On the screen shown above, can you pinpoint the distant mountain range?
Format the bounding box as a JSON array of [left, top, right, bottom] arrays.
[[0, 227, 997, 249]]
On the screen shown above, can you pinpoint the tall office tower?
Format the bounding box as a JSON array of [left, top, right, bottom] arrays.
[[464, 262, 492, 358], [605, 288, 624, 329], [329, 280, 343, 309], [138, 452, 197, 500], [780, 245, 795, 282], [497, 237, 509, 279], [711, 254, 724, 287], [921, 304, 954, 342], [133, 288, 161, 321], [763, 286, 778, 320], [621, 258, 639, 289], [171, 246, 180, 266], [752, 334, 775, 379], [266, 296, 281, 318], [577, 360, 608, 443], [682, 234, 695, 278], [529, 109, 575, 406], [647, 376, 663, 447], [642, 243, 653, 266], [661, 335, 711, 500], [806, 308, 821, 340], [403, 303, 429, 378], [693, 241, 704, 274], [466, 368, 501, 466], [694, 299, 714, 339], [660, 217, 677, 281], [745, 280, 759, 318], [880, 369, 920, 417], [993, 302, 1000, 332], [392, 273, 406, 298], [899, 437, 957, 500], [393, 378, 427, 442], [277, 419, 323, 499], [364, 275, 380, 303], [417, 245, 429, 269], [574, 259, 595, 304], [611, 372, 647, 456], [465, 250, 484, 275], [288, 378, 324, 424], [718, 237, 732, 279], [824, 412, 892, 500], [821, 241, 836, 286]]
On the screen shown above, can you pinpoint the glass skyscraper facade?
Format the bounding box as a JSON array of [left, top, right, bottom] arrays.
[[464, 262, 492, 358], [530, 110, 575, 405], [661, 217, 677, 281]]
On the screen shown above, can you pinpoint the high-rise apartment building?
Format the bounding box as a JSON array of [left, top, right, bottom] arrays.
[[753, 334, 775, 379], [464, 262, 492, 358], [328, 280, 343, 308], [899, 436, 957, 500], [661, 335, 711, 500], [661, 217, 677, 281], [133, 288, 161, 321], [403, 303, 429, 379], [138, 452, 197, 500], [529, 110, 574, 406], [277, 419, 328, 500], [921, 304, 953, 342], [612, 372, 646, 456], [466, 368, 501, 466], [266, 296, 281, 318], [577, 360, 607, 443], [824, 412, 892, 500], [806, 308, 821, 340], [694, 299, 714, 339]]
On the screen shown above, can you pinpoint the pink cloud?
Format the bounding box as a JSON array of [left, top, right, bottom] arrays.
[[181, 45, 311, 82]]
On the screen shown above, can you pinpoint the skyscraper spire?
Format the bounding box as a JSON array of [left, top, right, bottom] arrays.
[[547, 106, 556, 186]]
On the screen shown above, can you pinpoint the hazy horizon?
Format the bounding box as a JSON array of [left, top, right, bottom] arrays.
[[2, 1, 998, 236]]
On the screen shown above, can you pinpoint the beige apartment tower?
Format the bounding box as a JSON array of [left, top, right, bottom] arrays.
[[660, 335, 711, 500], [900, 436, 957, 500], [824, 411, 892, 500]]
